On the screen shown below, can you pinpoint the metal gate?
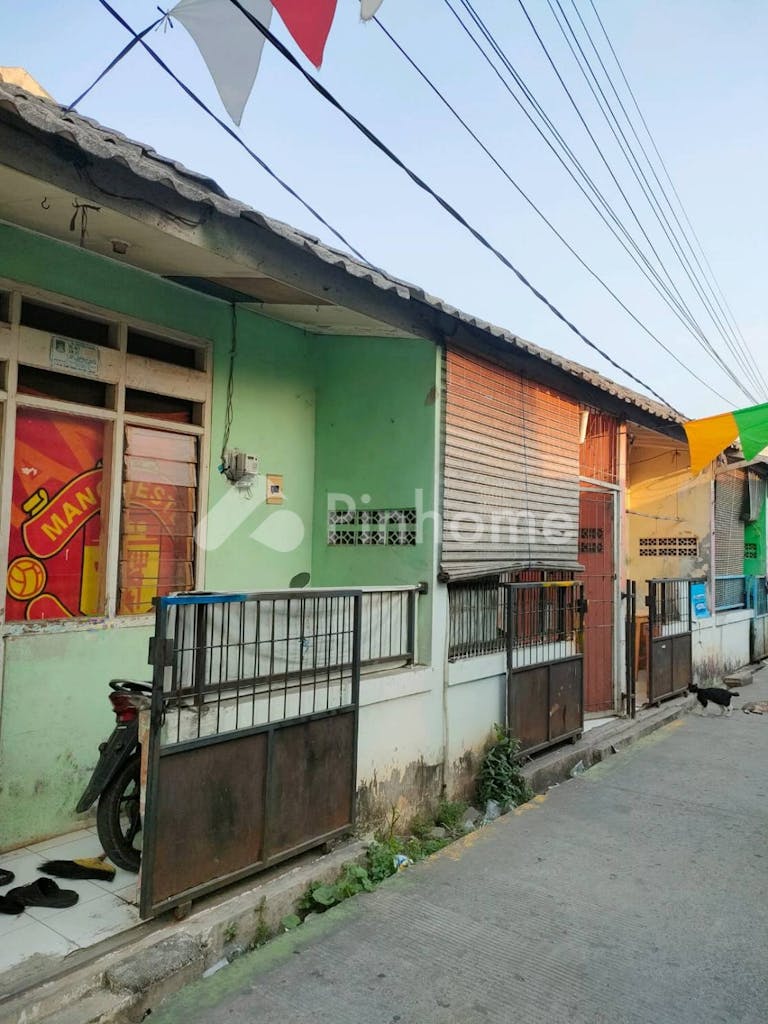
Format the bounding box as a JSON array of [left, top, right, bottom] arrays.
[[624, 580, 637, 719], [647, 578, 694, 705], [506, 580, 585, 755], [139, 589, 362, 919], [749, 576, 768, 662]]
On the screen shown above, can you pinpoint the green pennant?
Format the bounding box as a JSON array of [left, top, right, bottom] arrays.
[[734, 402, 768, 460]]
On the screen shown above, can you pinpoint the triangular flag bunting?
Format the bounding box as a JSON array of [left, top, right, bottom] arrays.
[[171, 0, 273, 125], [733, 402, 768, 461], [361, 0, 384, 19], [683, 412, 738, 475], [271, 0, 338, 67]]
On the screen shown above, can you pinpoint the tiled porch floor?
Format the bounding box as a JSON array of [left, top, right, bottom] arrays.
[[0, 828, 140, 974]]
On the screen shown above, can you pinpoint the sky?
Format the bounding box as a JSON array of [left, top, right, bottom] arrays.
[[3, 0, 767, 418]]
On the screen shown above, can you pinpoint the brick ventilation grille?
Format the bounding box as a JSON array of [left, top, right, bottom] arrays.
[[328, 508, 417, 546], [638, 536, 698, 557]]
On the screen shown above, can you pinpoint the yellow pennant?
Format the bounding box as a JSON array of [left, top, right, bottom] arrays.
[[683, 412, 738, 474]]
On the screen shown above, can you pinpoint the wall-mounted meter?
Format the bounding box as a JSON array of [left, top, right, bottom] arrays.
[[222, 450, 260, 490]]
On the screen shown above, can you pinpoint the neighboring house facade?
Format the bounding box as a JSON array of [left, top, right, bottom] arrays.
[[626, 424, 768, 693], [0, 81, 760, 871]]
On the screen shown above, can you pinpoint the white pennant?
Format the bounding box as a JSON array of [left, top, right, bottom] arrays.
[[171, 0, 273, 125], [360, 0, 384, 20]]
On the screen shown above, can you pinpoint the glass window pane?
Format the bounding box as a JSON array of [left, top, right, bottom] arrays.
[[7, 409, 106, 621], [118, 426, 197, 615]]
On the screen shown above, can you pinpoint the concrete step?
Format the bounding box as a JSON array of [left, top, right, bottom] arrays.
[[35, 989, 130, 1024], [0, 840, 367, 1024]]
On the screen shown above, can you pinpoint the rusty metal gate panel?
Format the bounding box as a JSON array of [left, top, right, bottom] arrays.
[[647, 578, 695, 705], [505, 581, 585, 755], [749, 577, 768, 662], [751, 616, 768, 662], [140, 589, 362, 919]]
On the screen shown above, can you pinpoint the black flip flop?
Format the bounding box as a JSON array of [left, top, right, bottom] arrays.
[[0, 868, 14, 886], [7, 878, 79, 909], [0, 893, 24, 915]]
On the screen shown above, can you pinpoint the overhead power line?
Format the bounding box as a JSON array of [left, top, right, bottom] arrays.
[[545, 0, 767, 400], [91, 0, 681, 411], [475, 0, 758, 404], [373, 16, 735, 405], [83, 1, 370, 264], [581, 0, 768, 400], [440, 0, 756, 406], [220, 0, 687, 410]]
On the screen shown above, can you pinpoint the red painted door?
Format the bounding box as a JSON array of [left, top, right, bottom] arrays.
[[579, 489, 615, 713]]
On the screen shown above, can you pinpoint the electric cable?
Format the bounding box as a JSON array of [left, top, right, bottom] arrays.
[[83, 1, 371, 264], [497, 0, 758, 402], [455, 0, 712, 345], [581, 0, 768, 399], [218, 0, 681, 410], [441, 0, 740, 383], [547, 0, 767, 399], [374, 17, 735, 405], [443, 0, 757, 405], [91, 0, 682, 410]]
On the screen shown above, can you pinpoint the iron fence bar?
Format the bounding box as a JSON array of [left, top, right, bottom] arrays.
[[625, 580, 637, 720], [193, 603, 207, 707], [140, 596, 171, 920], [406, 588, 416, 663], [505, 583, 516, 733]]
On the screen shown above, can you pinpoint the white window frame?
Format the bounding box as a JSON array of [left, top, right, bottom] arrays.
[[0, 280, 212, 634]]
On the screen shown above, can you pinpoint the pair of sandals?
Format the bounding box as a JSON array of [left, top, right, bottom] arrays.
[[0, 869, 78, 915]]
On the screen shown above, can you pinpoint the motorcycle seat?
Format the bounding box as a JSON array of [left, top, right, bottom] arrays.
[[109, 679, 153, 693]]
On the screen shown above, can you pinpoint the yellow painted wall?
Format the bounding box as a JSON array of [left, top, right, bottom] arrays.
[[626, 442, 712, 590]]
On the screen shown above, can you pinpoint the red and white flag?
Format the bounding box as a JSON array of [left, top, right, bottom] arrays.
[[360, 0, 384, 20], [171, 0, 273, 125], [173, 0, 380, 122], [271, 0, 338, 67]]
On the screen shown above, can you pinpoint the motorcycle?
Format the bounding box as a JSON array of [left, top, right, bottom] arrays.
[[76, 679, 152, 872]]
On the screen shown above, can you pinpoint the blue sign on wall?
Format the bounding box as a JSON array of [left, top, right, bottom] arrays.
[[691, 582, 710, 619]]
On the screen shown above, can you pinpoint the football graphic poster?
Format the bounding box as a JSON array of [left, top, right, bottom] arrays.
[[7, 409, 105, 620]]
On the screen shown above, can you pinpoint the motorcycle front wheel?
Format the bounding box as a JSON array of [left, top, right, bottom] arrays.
[[96, 752, 142, 873]]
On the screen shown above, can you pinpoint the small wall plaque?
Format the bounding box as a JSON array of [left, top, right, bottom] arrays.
[[50, 336, 100, 376]]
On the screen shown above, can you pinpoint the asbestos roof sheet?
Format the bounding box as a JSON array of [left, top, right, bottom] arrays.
[[0, 81, 682, 426]]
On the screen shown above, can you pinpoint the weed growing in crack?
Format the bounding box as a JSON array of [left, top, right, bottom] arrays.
[[476, 726, 533, 810]]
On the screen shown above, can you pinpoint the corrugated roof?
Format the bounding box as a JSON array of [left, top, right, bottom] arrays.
[[0, 81, 682, 426]]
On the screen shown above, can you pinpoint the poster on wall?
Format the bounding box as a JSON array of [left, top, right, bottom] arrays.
[[118, 426, 196, 615], [691, 581, 710, 619], [6, 409, 105, 621]]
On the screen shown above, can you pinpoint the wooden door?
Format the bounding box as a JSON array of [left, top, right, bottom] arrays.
[[579, 489, 615, 713]]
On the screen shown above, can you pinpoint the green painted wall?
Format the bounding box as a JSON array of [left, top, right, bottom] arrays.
[[744, 495, 766, 578], [312, 335, 438, 587], [204, 315, 316, 592], [0, 222, 440, 848], [311, 336, 439, 658], [0, 625, 151, 848], [0, 220, 228, 341], [0, 224, 320, 848]]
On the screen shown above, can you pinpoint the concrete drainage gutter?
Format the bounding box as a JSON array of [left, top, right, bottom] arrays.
[[1, 693, 696, 1024]]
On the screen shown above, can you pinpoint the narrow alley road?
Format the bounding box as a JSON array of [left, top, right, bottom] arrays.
[[153, 674, 768, 1024]]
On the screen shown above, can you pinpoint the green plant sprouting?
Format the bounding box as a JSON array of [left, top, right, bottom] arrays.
[[475, 725, 533, 810]]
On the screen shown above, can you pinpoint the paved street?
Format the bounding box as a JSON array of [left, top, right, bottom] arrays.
[[153, 673, 768, 1024]]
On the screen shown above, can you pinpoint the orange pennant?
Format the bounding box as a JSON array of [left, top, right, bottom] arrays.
[[683, 412, 739, 474]]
